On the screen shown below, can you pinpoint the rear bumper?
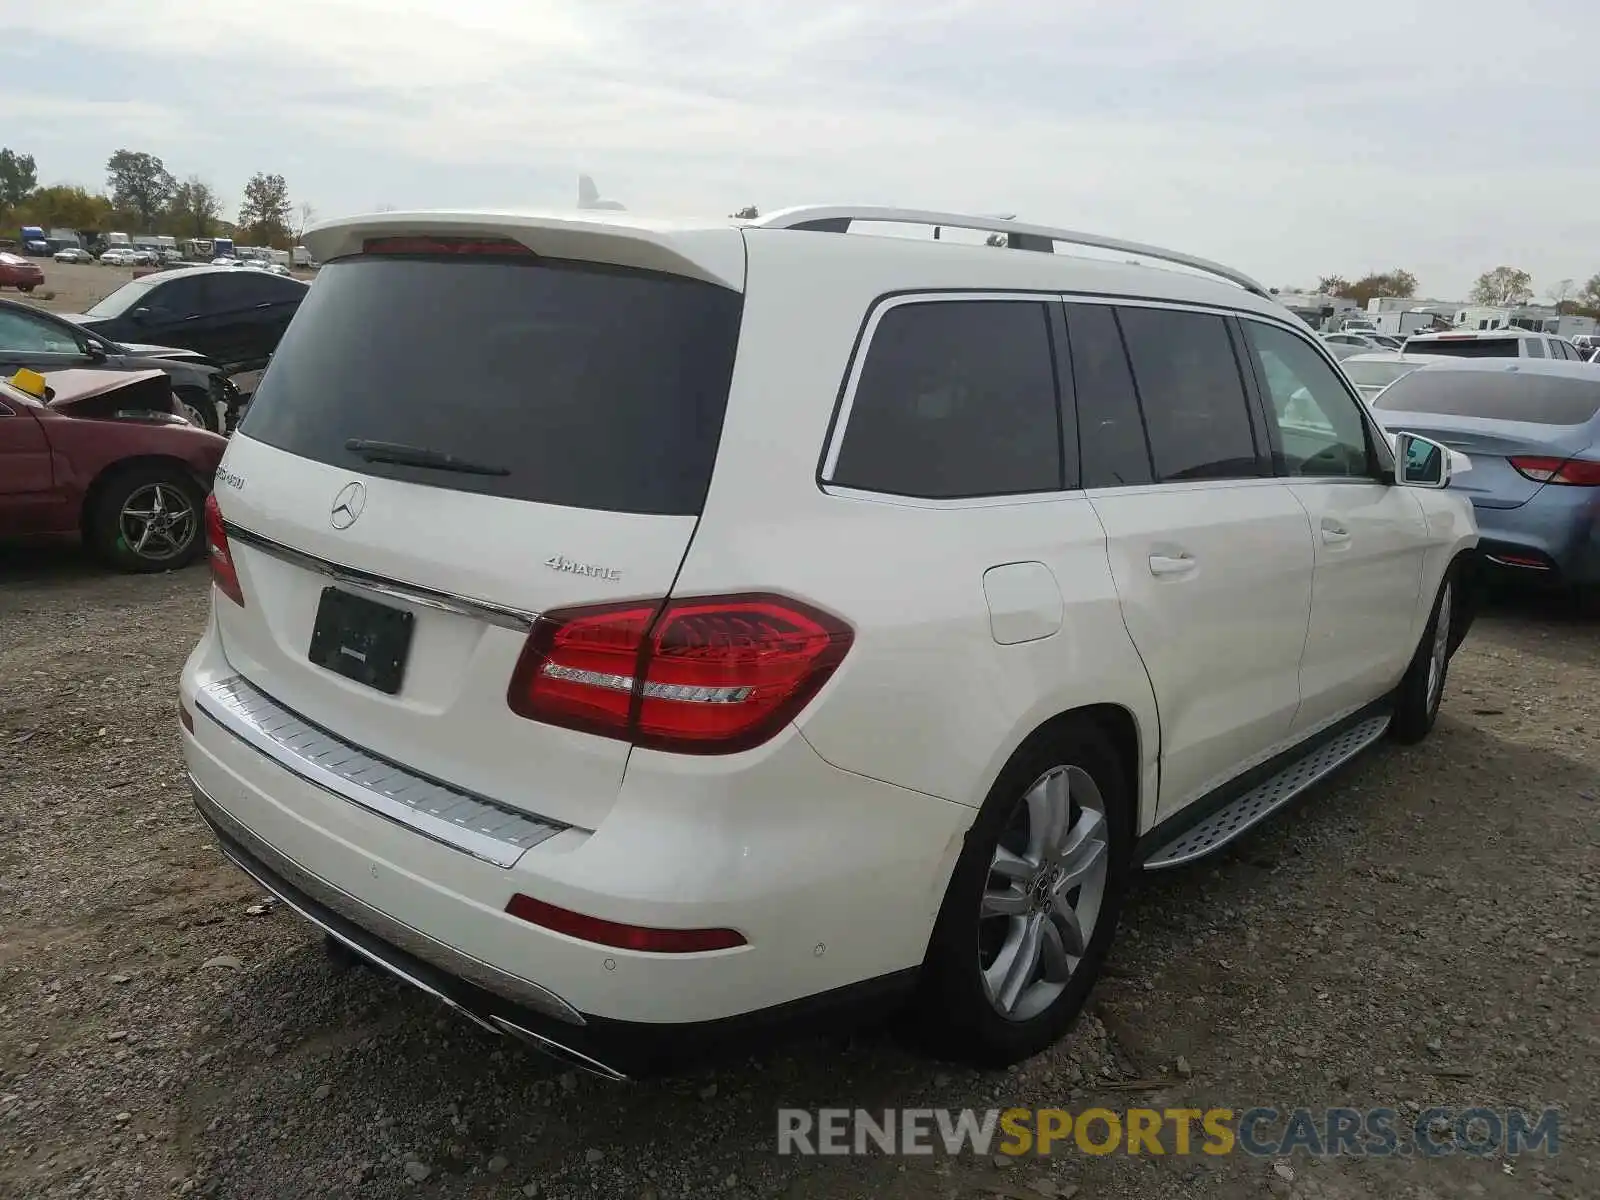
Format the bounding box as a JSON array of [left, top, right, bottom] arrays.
[[179, 610, 969, 1074], [1471, 490, 1600, 586], [191, 778, 915, 1077]]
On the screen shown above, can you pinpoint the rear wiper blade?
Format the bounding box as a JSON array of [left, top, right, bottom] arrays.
[[344, 438, 510, 476]]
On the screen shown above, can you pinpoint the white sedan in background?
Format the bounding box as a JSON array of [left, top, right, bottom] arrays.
[[1339, 352, 1455, 401]]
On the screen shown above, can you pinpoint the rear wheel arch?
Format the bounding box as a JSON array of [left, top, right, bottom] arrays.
[[1001, 703, 1144, 831]]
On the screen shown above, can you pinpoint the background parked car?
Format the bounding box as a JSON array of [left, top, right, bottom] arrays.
[[100, 248, 138, 267], [0, 297, 244, 433], [1322, 331, 1404, 352], [53, 246, 93, 264], [1373, 359, 1600, 593], [0, 366, 226, 571], [1402, 327, 1588, 361], [0, 252, 45, 293], [1338, 351, 1452, 402], [55, 265, 309, 373]]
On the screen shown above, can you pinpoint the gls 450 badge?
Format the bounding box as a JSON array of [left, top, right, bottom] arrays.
[[544, 555, 622, 583]]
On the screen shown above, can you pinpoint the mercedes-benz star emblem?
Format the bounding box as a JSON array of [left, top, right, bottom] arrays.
[[330, 482, 366, 530]]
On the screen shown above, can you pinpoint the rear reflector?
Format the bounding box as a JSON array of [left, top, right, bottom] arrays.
[[1509, 456, 1600, 486], [507, 593, 852, 754], [204, 494, 245, 606], [1485, 553, 1552, 570], [179, 703, 194, 733], [361, 235, 535, 258], [505, 893, 746, 953]]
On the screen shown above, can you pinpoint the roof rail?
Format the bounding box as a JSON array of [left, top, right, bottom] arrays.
[[749, 205, 1271, 300]]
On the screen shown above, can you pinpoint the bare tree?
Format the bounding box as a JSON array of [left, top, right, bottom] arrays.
[[1546, 278, 1577, 309], [294, 202, 317, 241]]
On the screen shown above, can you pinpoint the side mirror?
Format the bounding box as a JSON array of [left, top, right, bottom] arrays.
[[83, 339, 107, 363], [1395, 432, 1451, 489]]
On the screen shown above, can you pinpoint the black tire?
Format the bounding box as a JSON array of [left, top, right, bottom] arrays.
[[915, 718, 1132, 1068], [1390, 564, 1459, 744], [17, 284, 34, 293], [86, 464, 207, 573], [174, 386, 221, 432]]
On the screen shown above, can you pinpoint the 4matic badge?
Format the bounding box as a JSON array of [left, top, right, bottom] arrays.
[[544, 554, 622, 583]]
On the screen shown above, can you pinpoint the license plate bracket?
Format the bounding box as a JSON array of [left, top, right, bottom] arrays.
[[308, 587, 415, 695]]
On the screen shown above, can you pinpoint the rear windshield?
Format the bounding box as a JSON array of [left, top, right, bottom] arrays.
[[239, 254, 743, 515], [1404, 337, 1520, 358], [1342, 360, 1420, 389], [1374, 370, 1600, 425]]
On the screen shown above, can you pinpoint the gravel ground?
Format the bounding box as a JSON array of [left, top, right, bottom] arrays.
[[1, 549, 1596, 1199]]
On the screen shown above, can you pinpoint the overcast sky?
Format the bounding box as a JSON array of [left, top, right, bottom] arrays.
[[3, 0, 1595, 299]]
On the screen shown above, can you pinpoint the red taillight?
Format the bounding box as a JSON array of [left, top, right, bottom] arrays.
[[204, 494, 244, 606], [1509, 456, 1600, 486], [361, 235, 534, 258], [505, 893, 745, 953], [507, 593, 852, 754]]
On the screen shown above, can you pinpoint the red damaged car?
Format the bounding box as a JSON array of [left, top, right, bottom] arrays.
[[0, 252, 45, 293], [0, 367, 227, 571]]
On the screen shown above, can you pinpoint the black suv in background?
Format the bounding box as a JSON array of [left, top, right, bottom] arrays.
[[56, 266, 308, 376], [0, 297, 243, 432]]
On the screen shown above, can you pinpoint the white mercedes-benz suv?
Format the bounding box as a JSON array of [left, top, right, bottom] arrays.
[[179, 205, 1478, 1078]]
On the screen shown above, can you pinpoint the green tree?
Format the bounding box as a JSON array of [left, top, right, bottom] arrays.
[[167, 176, 223, 238], [18, 185, 113, 230], [0, 147, 38, 210], [1469, 266, 1534, 307], [1316, 270, 1417, 304], [238, 172, 293, 246], [105, 149, 176, 230]]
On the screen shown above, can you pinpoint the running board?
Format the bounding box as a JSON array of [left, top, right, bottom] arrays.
[[1141, 714, 1390, 870]]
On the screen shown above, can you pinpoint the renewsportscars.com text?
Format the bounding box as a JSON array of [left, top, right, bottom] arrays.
[[777, 1106, 1561, 1159]]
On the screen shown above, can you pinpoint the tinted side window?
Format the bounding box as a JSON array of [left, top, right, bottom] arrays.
[[1064, 304, 1152, 487], [830, 300, 1062, 498], [149, 276, 206, 316], [1115, 307, 1262, 481], [228, 274, 306, 305], [1526, 337, 1546, 358]]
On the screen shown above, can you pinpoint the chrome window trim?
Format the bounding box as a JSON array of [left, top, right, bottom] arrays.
[[194, 675, 570, 869], [819, 483, 1088, 509], [223, 522, 537, 632]]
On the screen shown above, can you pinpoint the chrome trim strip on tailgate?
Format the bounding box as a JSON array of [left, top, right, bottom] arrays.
[[194, 675, 569, 869], [223, 522, 537, 632], [190, 777, 586, 1028]]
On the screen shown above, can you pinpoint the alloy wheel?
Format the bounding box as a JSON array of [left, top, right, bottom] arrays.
[[979, 764, 1110, 1022], [1427, 583, 1452, 713], [118, 482, 197, 564]]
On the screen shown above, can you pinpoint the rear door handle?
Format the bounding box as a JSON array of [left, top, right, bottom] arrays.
[[1321, 520, 1350, 545], [1148, 553, 1197, 578]]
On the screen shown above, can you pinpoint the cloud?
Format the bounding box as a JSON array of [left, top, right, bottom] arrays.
[[3, 0, 1596, 296]]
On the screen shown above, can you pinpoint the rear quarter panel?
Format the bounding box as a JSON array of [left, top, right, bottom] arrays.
[[672, 232, 1162, 831]]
